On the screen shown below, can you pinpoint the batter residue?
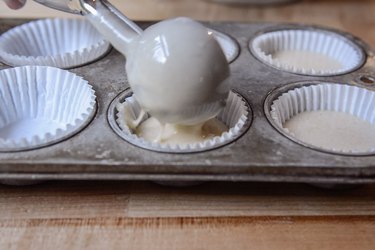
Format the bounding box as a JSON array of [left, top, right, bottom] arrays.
[[272, 50, 343, 72], [136, 117, 228, 145], [284, 110, 375, 152]]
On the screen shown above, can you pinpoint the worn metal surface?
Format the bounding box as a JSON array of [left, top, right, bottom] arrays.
[[1, 19, 375, 184]]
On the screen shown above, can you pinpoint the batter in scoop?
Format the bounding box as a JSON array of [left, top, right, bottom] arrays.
[[284, 110, 375, 152]]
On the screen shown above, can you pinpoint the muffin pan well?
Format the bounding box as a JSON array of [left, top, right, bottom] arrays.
[[109, 89, 251, 153], [1, 19, 375, 184], [265, 82, 375, 155], [0, 66, 96, 152], [250, 29, 366, 76], [0, 18, 111, 68]]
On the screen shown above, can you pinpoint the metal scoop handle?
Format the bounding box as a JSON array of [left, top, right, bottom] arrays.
[[33, 0, 143, 55], [33, 0, 82, 14]]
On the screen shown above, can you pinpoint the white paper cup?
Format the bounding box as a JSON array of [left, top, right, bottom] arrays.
[[109, 90, 251, 153], [0, 18, 111, 68], [250, 29, 365, 76], [0, 66, 96, 151], [209, 29, 239, 63], [268, 83, 375, 155]]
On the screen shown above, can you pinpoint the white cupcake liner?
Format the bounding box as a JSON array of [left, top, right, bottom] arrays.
[[251, 29, 365, 76], [111, 90, 251, 153], [269, 83, 375, 154], [0, 66, 96, 151], [209, 28, 239, 63], [0, 18, 111, 69]]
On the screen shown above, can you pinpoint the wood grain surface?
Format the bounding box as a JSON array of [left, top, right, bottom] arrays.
[[0, 181, 374, 249], [0, 181, 374, 219], [1, 0, 375, 249], [1, 216, 374, 250]]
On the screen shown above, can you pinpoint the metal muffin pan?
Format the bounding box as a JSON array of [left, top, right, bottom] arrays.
[[1, 19, 375, 184]]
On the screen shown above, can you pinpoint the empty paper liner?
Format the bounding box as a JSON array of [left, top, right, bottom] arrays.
[[0, 66, 96, 151], [269, 83, 375, 155], [210, 29, 240, 63], [109, 90, 252, 153], [0, 18, 111, 68], [251, 29, 365, 76]]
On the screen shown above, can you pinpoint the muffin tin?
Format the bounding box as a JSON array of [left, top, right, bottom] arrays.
[[1, 19, 375, 184]]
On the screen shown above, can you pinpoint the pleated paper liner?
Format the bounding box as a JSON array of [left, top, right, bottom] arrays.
[[0, 18, 111, 68], [209, 29, 240, 63], [250, 29, 365, 76], [268, 82, 375, 155], [0, 66, 96, 152], [109, 89, 252, 153]]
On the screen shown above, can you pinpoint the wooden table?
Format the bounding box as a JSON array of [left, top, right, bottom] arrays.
[[0, 181, 374, 249], [1, 0, 375, 249]]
